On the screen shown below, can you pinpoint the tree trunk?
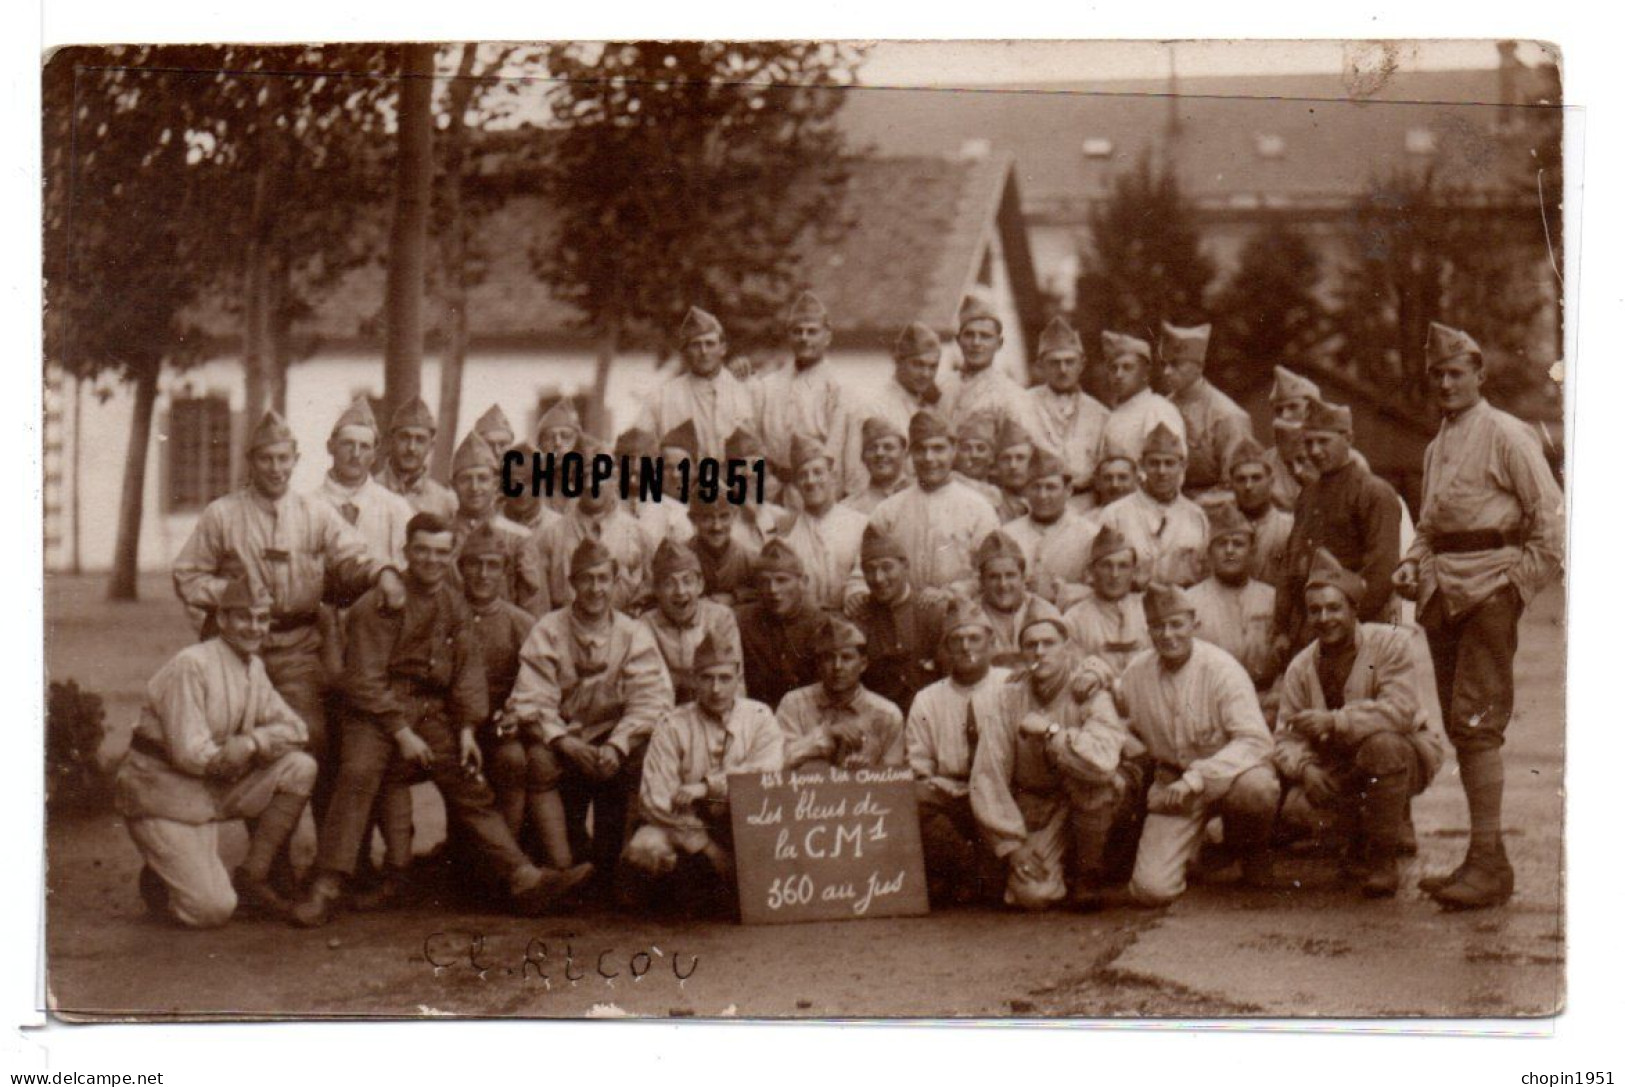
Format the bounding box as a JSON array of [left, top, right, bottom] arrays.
[[587, 313, 621, 438], [108, 364, 159, 601], [433, 44, 480, 481], [383, 43, 436, 426], [243, 85, 284, 424]]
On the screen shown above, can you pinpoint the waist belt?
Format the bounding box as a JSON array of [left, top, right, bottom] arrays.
[[270, 611, 319, 633], [1433, 529, 1525, 554], [129, 734, 171, 762]]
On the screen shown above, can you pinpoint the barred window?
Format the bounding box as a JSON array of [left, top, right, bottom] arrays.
[[168, 395, 233, 510]]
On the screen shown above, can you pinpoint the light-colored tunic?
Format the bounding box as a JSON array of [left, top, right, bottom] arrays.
[[1247, 505, 1295, 585], [624, 498, 694, 549], [864, 379, 948, 443], [637, 699, 784, 846], [1063, 590, 1150, 677], [853, 480, 1000, 596], [982, 593, 1063, 667], [639, 599, 742, 703], [1186, 578, 1277, 684], [1097, 490, 1211, 588], [946, 365, 1032, 433], [904, 667, 1012, 797], [1026, 386, 1109, 484], [776, 684, 906, 770], [840, 478, 909, 517], [1171, 378, 1254, 489], [312, 473, 414, 567], [775, 503, 869, 611], [1102, 387, 1187, 463], [757, 361, 864, 498], [635, 369, 761, 463], [1406, 398, 1565, 616], [1002, 510, 1098, 605], [531, 506, 653, 615]]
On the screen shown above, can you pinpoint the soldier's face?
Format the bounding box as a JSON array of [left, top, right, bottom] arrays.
[[1095, 458, 1138, 504], [1209, 532, 1253, 582], [481, 426, 515, 454], [980, 557, 1026, 612], [218, 604, 271, 657], [453, 466, 498, 517], [327, 426, 377, 486], [460, 552, 508, 607], [1230, 462, 1273, 513], [694, 664, 741, 718], [1025, 475, 1068, 522], [1306, 585, 1357, 648], [655, 570, 703, 625], [1274, 397, 1311, 425], [1045, 350, 1085, 393], [571, 564, 616, 618], [406, 530, 456, 588], [1020, 624, 1067, 683], [1162, 359, 1204, 397], [1428, 355, 1484, 415], [1303, 429, 1350, 474], [789, 319, 831, 363], [759, 571, 805, 618], [689, 505, 734, 550], [897, 354, 940, 396], [1091, 550, 1136, 601], [818, 645, 866, 697], [944, 625, 991, 678], [249, 442, 299, 499], [995, 444, 1033, 491], [956, 438, 994, 479], [684, 331, 727, 378], [539, 426, 577, 457], [862, 556, 909, 604], [956, 320, 1002, 371], [912, 437, 956, 489], [1108, 357, 1149, 402], [862, 436, 906, 485], [1142, 453, 1184, 501], [1290, 451, 1320, 487], [1149, 611, 1196, 667], [797, 459, 836, 514], [391, 426, 433, 474]]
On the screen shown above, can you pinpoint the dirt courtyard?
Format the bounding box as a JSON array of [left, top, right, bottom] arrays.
[[42, 573, 1565, 1020]]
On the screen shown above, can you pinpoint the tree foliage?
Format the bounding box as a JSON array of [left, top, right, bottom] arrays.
[[1210, 215, 1331, 393]]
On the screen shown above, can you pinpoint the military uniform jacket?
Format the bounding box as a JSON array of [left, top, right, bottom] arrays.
[[640, 599, 743, 705], [345, 578, 488, 739], [505, 606, 675, 756], [758, 360, 864, 497], [638, 699, 784, 836], [1187, 578, 1277, 687], [693, 537, 757, 605], [905, 667, 1012, 798], [115, 639, 309, 824], [468, 598, 538, 723], [1063, 590, 1150, 677], [1026, 386, 1109, 487], [313, 473, 415, 567], [1102, 387, 1186, 463], [1002, 510, 1099, 605], [1274, 623, 1443, 785], [1171, 378, 1254, 491], [736, 601, 827, 710], [945, 365, 1033, 433], [854, 480, 1000, 596], [532, 506, 652, 616], [1097, 490, 1211, 588], [635, 368, 760, 463], [776, 684, 906, 770], [377, 462, 458, 522], [776, 503, 870, 612], [452, 510, 544, 615], [982, 592, 1063, 669], [1275, 460, 1402, 640], [1246, 505, 1295, 585], [853, 588, 946, 717]]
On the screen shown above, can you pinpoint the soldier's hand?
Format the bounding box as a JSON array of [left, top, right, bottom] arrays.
[[597, 745, 624, 780], [207, 735, 257, 779], [1072, 656, 1115, 702], [1301, 764, 1339, 808], [458, 728, 483, 774], [1018, 712, 1053, 738], [842, 590, 870, 619], [396, 728, 435, 769], [674, 782, 708, 808], [1392, 560, 1420, 602], [1289, 710, 1336, 744], [829, 720, 865, 750], [1009, 840, 1044, 884], [377, 567, 408, 610], [553, 736, 598, 776]]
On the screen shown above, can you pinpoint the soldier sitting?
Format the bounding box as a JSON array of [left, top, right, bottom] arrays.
[[777, 618, 906, 771], [115, 579, 316, 927], [640, 538, 742, 706], [736, 540, 826, 710], [1276, 550, 1442, 898], [848, 524, 947, 717]]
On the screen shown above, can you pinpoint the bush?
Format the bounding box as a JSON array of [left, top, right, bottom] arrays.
[[47, 680, 113, 813]]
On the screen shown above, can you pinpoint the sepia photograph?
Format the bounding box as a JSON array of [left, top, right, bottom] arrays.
[[36, 36, 1569, 1024]]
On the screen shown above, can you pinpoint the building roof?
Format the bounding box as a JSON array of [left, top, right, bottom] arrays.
[[838, 67, 1558, 222], [206, 151, 1039, 356]]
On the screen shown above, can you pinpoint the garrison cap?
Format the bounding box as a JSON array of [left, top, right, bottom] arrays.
[[724, 426, 764, 461], [790, 433, 834, 475], [615, 427, 658, 459], [1270, 366, 1321, 404], [535, 400, 580, 436], [389, 397, 437, 434], [753, 538, 805, 579], [909, 410, 952, 446], [693, 629, 741, 672], [1025, 446, 1070, 487], [1159, 322, 1212, 368], [651, 537, 703, 581], [957, 412, 998, 446], [994, 415, 1035, 454], [1305, 546, 1365, 607], [1426, 322, 1484, 367], [569, 537, 617, 579], [860, 415, 906, 452], [474, 404, 515, 444], [660, 419, 700, 461], [941, 596, 995, 637], [785, 291, 830, 328], [1206, 500, 1255, 541], [1141, 422, 1186, 460], [1037, 316, 1084, 359], [974, 530, 1027, 573], [814, 615, 868, 655], [217, 577, 270, 612], [249, 410, 296, 453], [1101, 330, 1152, 365], [1142, 582, 1196, 623], [957, 293, 1002, 334], [893, 322, 943, 362], [1303, 398, 1354, 435], [1228, 436, 1271, 473], [330, 396, 378, 440], [458, 522, 508, 564], [1089, 525, 1136, 566], [860, 523, 908, 564], [678, 306, 725, 346], [451, 431, 500, 477]]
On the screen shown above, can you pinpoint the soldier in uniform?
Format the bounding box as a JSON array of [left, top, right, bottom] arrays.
[[291, 514, 592, 926], [615, 427, 690, 548], [1158, 322, 1254, 498], [116, 579, 316, 927], [847, 410, 999, 601], [174, 411, 405, 825], [1395, 323, 1564, 910], [1227, 437, 1294, 584], [1079, 454, 1140, 524], [1274, 398, 1403, 654], [502, 442, 559, 535], [971, 616, 1129, 910], [1025, 316, 1108, 501], [1062, 527, 1150, 677], [1117, 583, 1280, 905], [687, 490, 757, 606], [989, 416, 1035, 523], [968, 531, 1064, 668], [378, 397, 457, 521], [501, 538, 675, 895], [905, 598, 1011, 906], [1264, 367, 1321, 511], [737, 539, 827, 710], [1096, 422, 1210, 588], [531, 448, 652, 616], [534, 401, 583, 515], [313, 396, 413, 568], [777, 617, 906, 771], [448, 431, 544, 614], [946, 294, 1031, 432], [1277, 550, 1443, 898], [952, 412, 1003, 506], [842, 416, 910, 515], [871, 321, 952, 436], [849, 524, 947, 717], [623, 632, 784, 911], [758, 291, 863, 499], [1187, 502, 1280, 692], [1100, 331, 1185, 465], [640, 538, 742, 706], [1001, 447, 1096, 609], [473, 403, 517, 458], [775, 435, 869, 611], [636, 306, 760, 463]]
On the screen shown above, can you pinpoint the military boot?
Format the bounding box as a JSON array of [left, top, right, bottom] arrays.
[[1431, 847, 1514, 911], [1359, 854, 1400, 899], [1417, 859, 1469, 896], [233, 867, 295, 920], [290, 872, 346, 928], [350, 866, 412, 912], [510, 862, 595, 916]]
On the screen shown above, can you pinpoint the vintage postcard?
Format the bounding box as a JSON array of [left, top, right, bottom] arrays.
[[39, 39, 1566, 1021]]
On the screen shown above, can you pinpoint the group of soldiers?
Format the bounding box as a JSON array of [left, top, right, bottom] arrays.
[[113, 289, 1565, 929]]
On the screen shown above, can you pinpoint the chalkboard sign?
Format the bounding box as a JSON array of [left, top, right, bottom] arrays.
[[728, 765, 930, 925]]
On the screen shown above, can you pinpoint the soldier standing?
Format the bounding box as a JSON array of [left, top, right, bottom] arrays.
[[1025, 316, 1108, 501], [1001, 447, 1096, 610], [775, 435, 869, 612], [946, 295, 1032, 433], [377, 397, 457, 521], [1096, 422, 1211, 588], [758, 291, 863, 498], [870, 321, 953, 436], [1100, 330, 1185, 465], [636, 306, 760, 463], [1158, 322, 1253, 498]]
